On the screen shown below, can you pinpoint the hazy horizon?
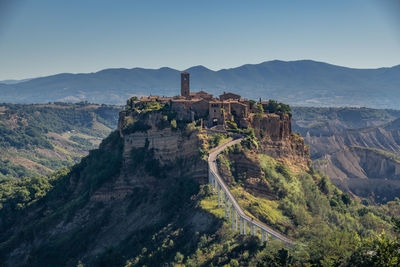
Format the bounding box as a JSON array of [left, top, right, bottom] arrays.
[[1, 0, 399, 80], [1, 59, 399, 83]]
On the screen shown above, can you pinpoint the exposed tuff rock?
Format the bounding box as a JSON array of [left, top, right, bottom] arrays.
[[302, 118, 400, 160], [251, 113, 310, 169], [219, 151, 263, 183], [122, 128, 200, 165], [294, 114, 400, 203], [1, 122, 212, 266], [315, 146, 400, 180], [91, 121, 208, 202], [0, 107, 310, 266], [115, 110, 309, 196], [251, 113, 292, 141], [331, 177, 400, 203], [315, 146, 400, 203], [118, 112, 208, 185], [218, 151, 274, 198]]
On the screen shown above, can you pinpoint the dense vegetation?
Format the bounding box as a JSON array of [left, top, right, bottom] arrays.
[[263, 100, 291, 114], [212, 141, 400, 265], [1, 102, 400, 266], [0, 103, 120, 179]]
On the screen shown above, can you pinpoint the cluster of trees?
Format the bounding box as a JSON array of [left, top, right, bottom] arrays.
[[263, 100, 291, 114], [0, 103, 120, 180], [0, 159, 36, 179], [212, 143, 400, 265], [0, 103, 119, 149], [1, 104, 400, 266]]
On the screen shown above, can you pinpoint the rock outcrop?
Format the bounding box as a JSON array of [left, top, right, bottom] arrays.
[[314, 146, 400, 203], [251, 113, 310, 170], [315, 146, 400, 180]]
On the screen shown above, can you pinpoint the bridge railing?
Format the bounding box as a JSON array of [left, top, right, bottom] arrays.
[[207, 138, 294, 245]]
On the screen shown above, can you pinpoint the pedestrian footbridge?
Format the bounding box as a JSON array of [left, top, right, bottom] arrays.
[[208, 138, 294, 245]]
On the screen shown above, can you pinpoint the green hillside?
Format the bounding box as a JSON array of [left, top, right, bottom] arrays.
[[0, 104, 399, 266], [0, 103, 120, 180]]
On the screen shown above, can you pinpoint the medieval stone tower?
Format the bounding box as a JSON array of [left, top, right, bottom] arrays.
[[181, 72, 190, 97]]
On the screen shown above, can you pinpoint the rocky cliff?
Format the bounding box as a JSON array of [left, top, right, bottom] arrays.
[[314, 146, 400, 202], [315, 146, 400, 180], [251, 113, 310, 170], [0, 104, 311, 266], [292, 108, 400, 203]]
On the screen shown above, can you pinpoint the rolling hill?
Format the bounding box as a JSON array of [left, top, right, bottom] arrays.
[[0, 103, 120, 180]]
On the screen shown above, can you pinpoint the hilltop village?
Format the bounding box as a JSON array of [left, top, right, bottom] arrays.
[[126, 72, 290, 129]]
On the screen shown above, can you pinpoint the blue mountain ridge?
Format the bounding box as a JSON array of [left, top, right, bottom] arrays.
[[0, 60, 399, 108]]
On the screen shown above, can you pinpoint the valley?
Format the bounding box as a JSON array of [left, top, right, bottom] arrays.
[[2, 1, 400, 265], [292, 107, 400, 203], [1, 86, 399, 265], [0, 103, 120, 180]]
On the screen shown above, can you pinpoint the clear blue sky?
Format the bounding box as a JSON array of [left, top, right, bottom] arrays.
[[0, 0, 399, 80]]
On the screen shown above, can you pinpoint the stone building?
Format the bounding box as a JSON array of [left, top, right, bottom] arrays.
[[181, 72, 190, 97], [131, 72, 254, 128], [220, 92, 241, 101], [170, 72, 253, 127]]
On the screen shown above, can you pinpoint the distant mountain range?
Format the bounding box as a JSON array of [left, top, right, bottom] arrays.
[[1, 60, 399, 108], [0, 78, 33, 85]]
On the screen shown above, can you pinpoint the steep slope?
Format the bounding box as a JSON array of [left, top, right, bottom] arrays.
[[1, 60, 400, 108], [300, 118, 400, 159], [0, 101, 399, 266], [315, 146, 400, 180], [292, 107, 400, 138], [292, 107, 400, 202], [314, 147, 400, 202]]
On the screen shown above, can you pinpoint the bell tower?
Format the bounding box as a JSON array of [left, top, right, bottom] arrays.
[[181, 72, 190, 97]]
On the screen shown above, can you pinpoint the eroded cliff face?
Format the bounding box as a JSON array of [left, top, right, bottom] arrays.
[[315, 146, 400, 180], [120, 113, 200, 164], [314, 146, 400, 203], [90, 112, 208, 202], [251, 113, 310, 170], [93, 109, 310, 204], [218, 150, 275, 198], [0, 108, 312, 266], [216, 113, 310, 200], [0, 113, 213, 266]]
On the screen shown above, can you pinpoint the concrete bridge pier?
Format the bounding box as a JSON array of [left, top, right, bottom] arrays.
[[231, 209, 234, 231], [228, 200, 231, 219], [217, 183, 221, 207], [224, 196, 228, 218], [235, 211, 238, 231], [208, 139, 294, 246]]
